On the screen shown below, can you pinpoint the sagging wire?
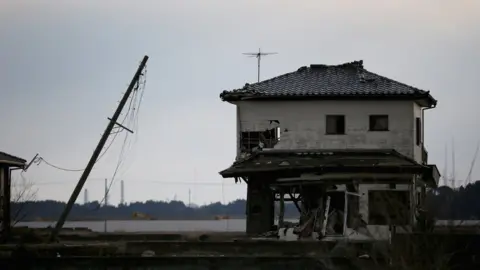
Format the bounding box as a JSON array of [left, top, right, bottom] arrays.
[[132, 65, 147, 139], [93, 64, 147, 210], [34, 77, 140, 173], [33, 157, 84, 172], [14, 179, 238, 187], [95, 126, 131, 209], [116, 66, 147, 176]]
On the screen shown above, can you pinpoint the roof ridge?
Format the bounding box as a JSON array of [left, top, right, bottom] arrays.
[[310, 60, 364, 69], [231, 60, 365, 92], [220, 60, 437, 106]]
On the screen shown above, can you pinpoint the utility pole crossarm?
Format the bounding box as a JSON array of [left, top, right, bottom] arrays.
[[49, 55, 149, 242], [107, 117, 134, 134]]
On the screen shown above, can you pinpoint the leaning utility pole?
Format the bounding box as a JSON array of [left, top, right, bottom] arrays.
[[49, 55, 149, 242]]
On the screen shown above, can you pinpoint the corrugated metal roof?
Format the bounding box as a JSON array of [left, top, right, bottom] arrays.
[[220, 60, 437, 106]]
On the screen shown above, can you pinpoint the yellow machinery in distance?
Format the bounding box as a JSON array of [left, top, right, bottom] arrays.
[[132, 212, 155, 220]]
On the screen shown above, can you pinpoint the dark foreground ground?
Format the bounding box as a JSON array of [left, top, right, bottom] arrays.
[[1, 256, 383, 270], [0, 229, 479, 270]]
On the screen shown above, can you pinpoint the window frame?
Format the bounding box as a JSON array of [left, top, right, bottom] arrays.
[[325, 115, 346, 135], [369, 115, 389, 132], [415, 117, 421, 146]]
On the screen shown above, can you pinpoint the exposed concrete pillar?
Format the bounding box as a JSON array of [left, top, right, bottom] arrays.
[[246, 176, 274, 235]]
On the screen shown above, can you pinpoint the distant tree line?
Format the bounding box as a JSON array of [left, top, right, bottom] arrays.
[[11, 181, 480, 221], [426, 181, 480, 220], [11, 199, 298, 221]]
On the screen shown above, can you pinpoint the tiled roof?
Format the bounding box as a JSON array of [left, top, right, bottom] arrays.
[[0, 151, 27, 167], [220, 60, 437, 107]]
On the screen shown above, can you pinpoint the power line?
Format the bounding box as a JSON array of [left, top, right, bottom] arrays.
[[30, 73, 145, 213], [33, 84, 141, 173], [50, 57, 150, 241], [12, 180, 239, 187], [95, 70, 147, 210], [34, 157, 84, 172]]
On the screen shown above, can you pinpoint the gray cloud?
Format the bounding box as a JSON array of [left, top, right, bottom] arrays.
[[1, 0, 479, 204]]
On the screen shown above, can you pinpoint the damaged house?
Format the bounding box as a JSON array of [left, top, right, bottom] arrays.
[[0, 151, 26, 240], [219, 60, 440, 241]]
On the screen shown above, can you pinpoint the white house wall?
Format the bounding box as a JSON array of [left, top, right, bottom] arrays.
[[236, 100, 416, 158]]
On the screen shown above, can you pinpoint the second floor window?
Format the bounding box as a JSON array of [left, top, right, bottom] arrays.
[[416, 117, 421, 146], [326, 115, 345, 135], [369, 115, 389, 131]]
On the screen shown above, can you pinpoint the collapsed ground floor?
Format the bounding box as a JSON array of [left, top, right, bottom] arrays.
[[220, 149, 440, 241]]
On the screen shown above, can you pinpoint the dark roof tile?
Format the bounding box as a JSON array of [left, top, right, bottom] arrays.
[[220, 60, 437, 106]]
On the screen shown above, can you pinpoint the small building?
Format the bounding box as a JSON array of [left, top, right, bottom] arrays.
[[219, 60, 440, 241], [0, 151, 26, 240]]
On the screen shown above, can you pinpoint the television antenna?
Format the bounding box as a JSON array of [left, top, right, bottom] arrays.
[[243, 48, 277, 82]]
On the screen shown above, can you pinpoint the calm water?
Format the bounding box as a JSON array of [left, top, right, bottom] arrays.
[[16, 219, 248, 232], [19, 219, 474, 233]]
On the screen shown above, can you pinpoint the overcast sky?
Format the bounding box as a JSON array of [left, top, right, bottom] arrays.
[[1, 0, 479, 205]]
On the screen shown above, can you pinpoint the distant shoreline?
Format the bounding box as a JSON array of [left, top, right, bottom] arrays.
[[28, 218, 243, 222], [20, 216, 300, 222]]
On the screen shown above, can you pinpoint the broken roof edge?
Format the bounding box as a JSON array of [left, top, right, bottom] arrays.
[[218, 148, 424, 178], [0, 151, 27, 168], [245, 148, 412, 158], [424, 164, 441, 188], [219, 164, 428, 179]]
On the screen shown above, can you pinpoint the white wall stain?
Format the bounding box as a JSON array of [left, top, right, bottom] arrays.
[[236, 100, 421, 159]]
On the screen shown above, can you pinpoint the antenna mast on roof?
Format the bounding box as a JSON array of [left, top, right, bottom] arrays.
[[243, 48, 277, 82]]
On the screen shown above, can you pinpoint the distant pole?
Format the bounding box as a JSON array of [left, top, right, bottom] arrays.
[[120, 180, 125, 205], [193, 168, 197, 207], [443, 144, 448, 187], [49, 55, 149, 242], [188, 189, 191, 207], [243, 48, 277, 82], [104, 178, 108, 233], [451, 138, 456, 187], [104, 178, 109, 206], [83, 189, 89, 205]]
